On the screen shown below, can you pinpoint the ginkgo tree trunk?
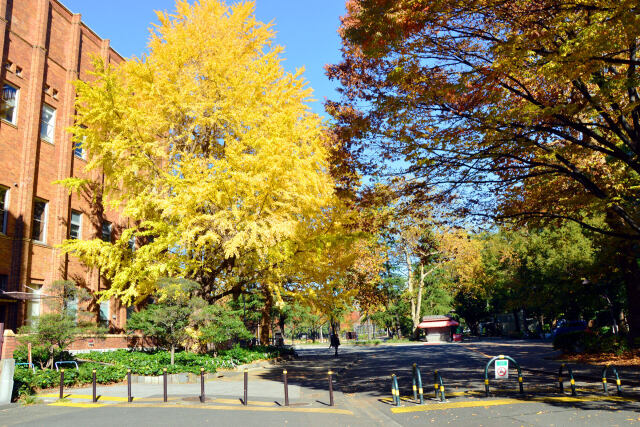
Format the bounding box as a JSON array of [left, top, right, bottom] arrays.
[[59, 0, 338, 307]]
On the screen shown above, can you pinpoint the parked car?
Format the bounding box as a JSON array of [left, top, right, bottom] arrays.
[[551, 320, 588, 338]]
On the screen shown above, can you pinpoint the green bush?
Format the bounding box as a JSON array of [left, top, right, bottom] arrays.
[[553, 331, 628, 354], [13, 345, 290, 398], [14, 344, 74, 368], [553, 331, 595, 353]]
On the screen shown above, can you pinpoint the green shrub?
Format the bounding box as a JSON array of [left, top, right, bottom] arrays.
[[553, 331, 628, 354], [14, 344, 74, 368], [13, 345, 289, 398], [553, 331, 594, 353]]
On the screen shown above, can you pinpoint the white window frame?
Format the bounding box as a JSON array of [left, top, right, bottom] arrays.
[[102, 221, 112, 242], [65, 295, 79, 322], [2, 83, 19, 125], [74, 134, 87, 160], [69, 210, 82, 240], [0, 186, 8, 234], [40, 104, 56, 143], [99, 300, 110, 327], [32, 199, 48, 243], [25, 284, 42, 325]]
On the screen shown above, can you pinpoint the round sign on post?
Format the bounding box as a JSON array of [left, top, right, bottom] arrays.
[[495, 359, 509, 379]]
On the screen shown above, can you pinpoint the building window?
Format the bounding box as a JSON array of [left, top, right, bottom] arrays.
[[0, 187, 8, 234], [32, 199, 48, 243], [65, 295, 78, 321], [99, 300, 110, 327], [70, 210, 82, 239], [2, 83, 19, 125], [74, 128, 87, 159], [40, 104, 56, 142], [25, 284, 42, 325], [73, 137, 86, 159], [0, 275, 7, 292], [101, 221, 112, 242]]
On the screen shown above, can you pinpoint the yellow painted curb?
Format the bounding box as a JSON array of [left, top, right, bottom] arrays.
[[111, 403, 354, 415], [390, 395, 638, 414], [49, 402, 107, 408], [212, 398, 276, 407], [40, 393, 128, 402], [39, 393, 184, 403]]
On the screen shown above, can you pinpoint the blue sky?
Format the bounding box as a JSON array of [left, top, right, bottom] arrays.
[[59, 0, 347, 118]]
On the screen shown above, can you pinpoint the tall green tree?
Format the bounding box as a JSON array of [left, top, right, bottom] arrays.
[[327, 0, 640, 341]]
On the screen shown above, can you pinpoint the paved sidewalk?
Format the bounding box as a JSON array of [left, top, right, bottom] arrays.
[[5, 340, 639, 426]]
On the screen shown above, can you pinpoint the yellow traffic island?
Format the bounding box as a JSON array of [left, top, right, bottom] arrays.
[[389, 394, 639, 414]]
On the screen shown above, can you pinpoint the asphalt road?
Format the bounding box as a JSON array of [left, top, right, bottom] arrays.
[[1, 340, 639, 426]]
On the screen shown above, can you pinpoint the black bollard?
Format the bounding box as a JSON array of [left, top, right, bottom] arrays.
[[59, 369, 64, 399], [200, 367, 205, 403], [243, 369, 248, 406], [92, 369, 97, 402], [283, 369, 289, 406], [127, 369, 133, 402], [328, 370, 334, 407], [163, 368, 168, 402]]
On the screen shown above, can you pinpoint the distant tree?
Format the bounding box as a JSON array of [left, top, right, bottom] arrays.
[[18, 280, 101, 368], [126, 279, 197, 365], [453, 289, 489, 336], [328, 0, 640, 344], [192, 304, 252, 354]]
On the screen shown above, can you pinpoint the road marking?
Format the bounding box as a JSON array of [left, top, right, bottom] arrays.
[[40, 394, 128, 402], [45, 399, 354, 415], [211, 398, 276, 407], [111, 403, 354, 415], [390, 395, 639, 413], [461, 345, 492, 358], [49, 402, 107, 408], [39, 393, 185, 403]]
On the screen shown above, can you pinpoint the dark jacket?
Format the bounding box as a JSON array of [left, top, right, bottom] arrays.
[[330, 334, 340, 348]]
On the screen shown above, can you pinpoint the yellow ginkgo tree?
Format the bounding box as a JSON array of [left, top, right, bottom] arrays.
[[59, 0, 337, 307]]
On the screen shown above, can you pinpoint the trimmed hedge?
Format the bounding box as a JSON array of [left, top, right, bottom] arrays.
[[14, 362, 127, 396], [13, 345, 292, 398]]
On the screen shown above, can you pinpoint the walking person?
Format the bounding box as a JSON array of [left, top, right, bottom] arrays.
[[329, 332, 340, 357]]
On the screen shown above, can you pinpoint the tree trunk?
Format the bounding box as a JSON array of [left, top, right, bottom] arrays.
[[260, 287, 273, 345], [170, 344, 175, 365], [319, 325, 323, 343], [415, 263, 425, 338], [622, 246, 640, 346], [404, 247, 417, 333], [513, 310, 521, 333]]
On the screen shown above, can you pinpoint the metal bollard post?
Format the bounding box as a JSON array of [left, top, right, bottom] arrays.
[[92, 369, 97, 402], [243, 369, 248, 406], [59, 369, 64, 399], [283, 369, 289, 406], [127, 369, 133, 402], [163, 368, 168, 402], [200, 367, 205, 403], [328, 370, 334, 407], [391, 374, 400, 406]]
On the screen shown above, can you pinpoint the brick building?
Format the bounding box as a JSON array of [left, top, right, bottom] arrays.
[[0, 0, 129, 334]]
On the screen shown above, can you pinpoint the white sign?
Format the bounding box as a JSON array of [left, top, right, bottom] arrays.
[[495, 359, 509, 379]]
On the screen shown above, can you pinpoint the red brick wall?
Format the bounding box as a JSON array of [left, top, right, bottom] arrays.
[[0, 0, 129, 331], [1, 330, 17, 359], [1, 329, 155, 359]]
